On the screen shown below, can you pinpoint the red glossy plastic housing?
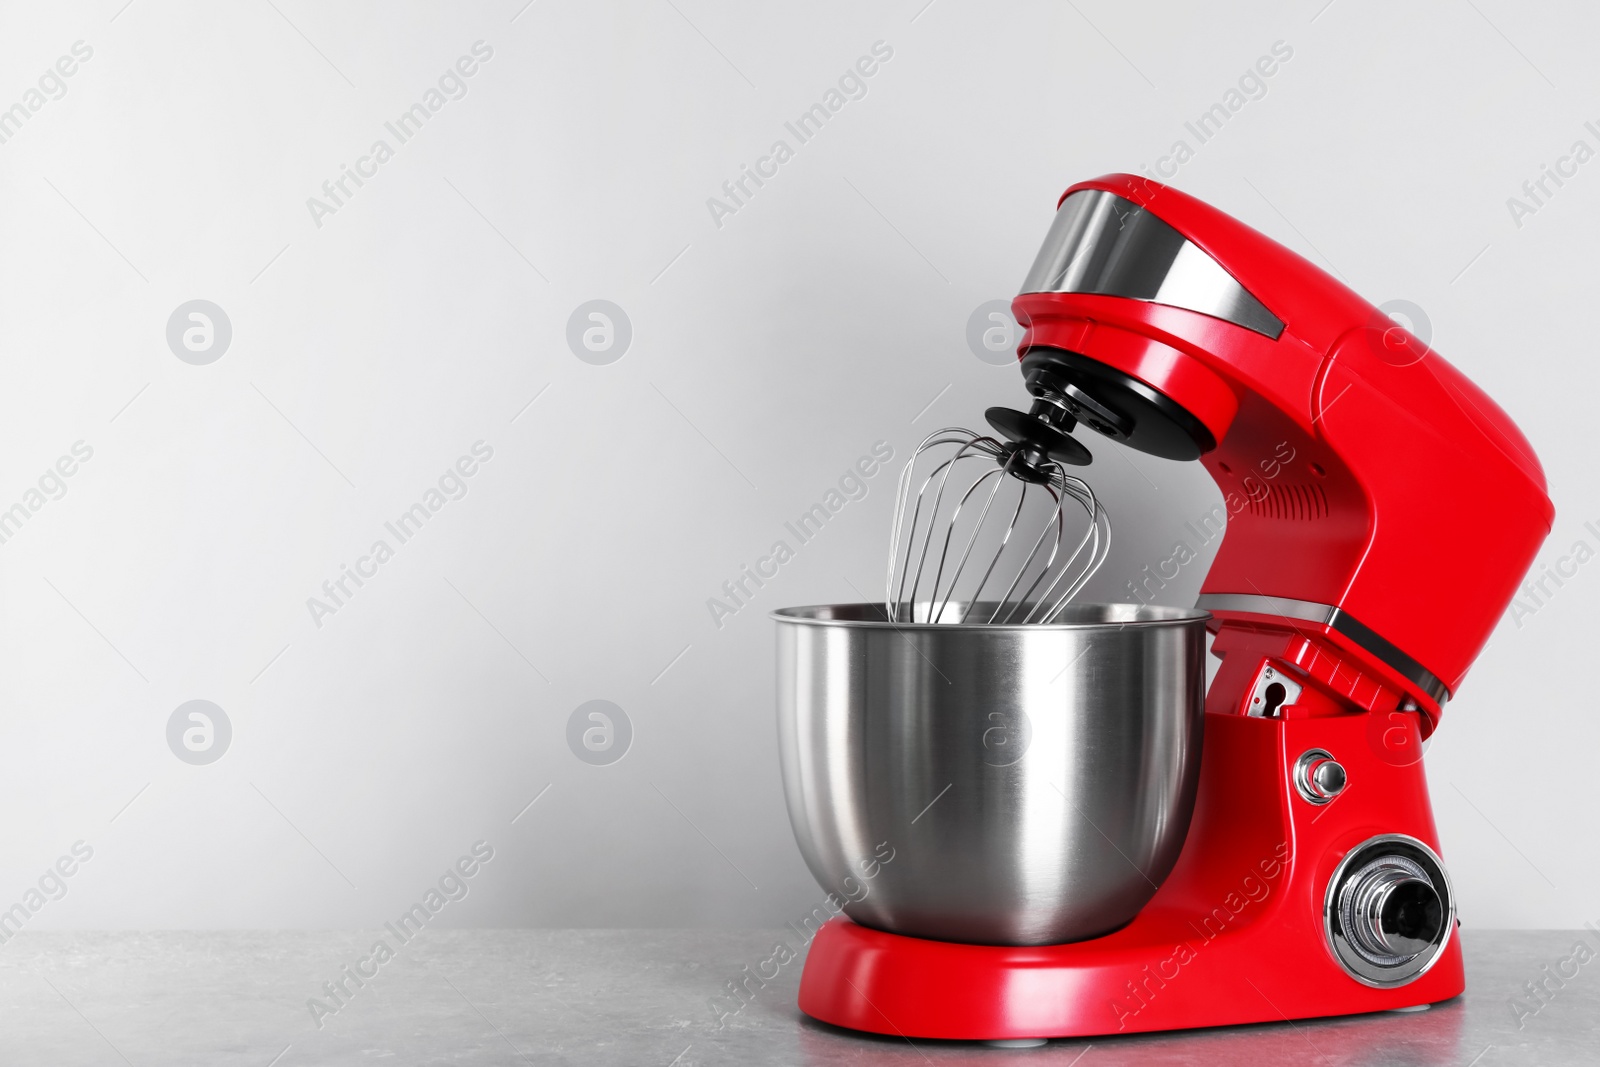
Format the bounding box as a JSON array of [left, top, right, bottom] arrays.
[[1015, 174, 1552, 722], [798, 710, 1463, 1039]]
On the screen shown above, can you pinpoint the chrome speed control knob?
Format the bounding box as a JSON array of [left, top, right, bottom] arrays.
[[1325, 835, 1456, 987], [1294, 748, 1347, 805], [1312, 759, 1347, 798], [1346, 868, 1444, 960]]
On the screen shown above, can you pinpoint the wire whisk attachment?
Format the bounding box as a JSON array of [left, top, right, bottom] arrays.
[[885, 427, 1110, 624]]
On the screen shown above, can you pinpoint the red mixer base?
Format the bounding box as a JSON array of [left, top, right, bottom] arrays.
[[797, 710, 1466, 1040], [798, 915, 1463, 1040]]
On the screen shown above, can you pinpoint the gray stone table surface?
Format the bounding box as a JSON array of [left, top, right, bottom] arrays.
[[0, 929, 1594, 1065]]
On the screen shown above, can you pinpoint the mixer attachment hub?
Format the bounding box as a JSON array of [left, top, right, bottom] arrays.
[[985, 401, 1092, 471], [1325, 834, 1455, 988], [1017, 348, 1216, 462]]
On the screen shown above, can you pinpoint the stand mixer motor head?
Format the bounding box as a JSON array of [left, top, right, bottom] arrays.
[[985, 174, 1552, 725], [985, 186, 1245, 470]]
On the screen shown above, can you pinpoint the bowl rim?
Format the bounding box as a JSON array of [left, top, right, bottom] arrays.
[[771, 601, 1211, 631]]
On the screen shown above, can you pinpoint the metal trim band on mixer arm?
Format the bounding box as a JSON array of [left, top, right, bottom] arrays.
[[1196, 593, 1451, 707]]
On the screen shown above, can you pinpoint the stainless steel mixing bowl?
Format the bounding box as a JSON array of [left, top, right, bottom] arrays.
[[774, 602, 1208, 946]]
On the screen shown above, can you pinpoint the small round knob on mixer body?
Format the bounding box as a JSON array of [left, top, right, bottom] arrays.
[[1294, 748, 1347, 805], [1311, 759, 1347, 798]]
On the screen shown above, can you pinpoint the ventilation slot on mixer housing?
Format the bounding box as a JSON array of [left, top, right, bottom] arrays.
[[1245, 483, 1328, 521]]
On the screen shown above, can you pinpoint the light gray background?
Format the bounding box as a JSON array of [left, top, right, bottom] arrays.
[[0, 0, 1594, 936]]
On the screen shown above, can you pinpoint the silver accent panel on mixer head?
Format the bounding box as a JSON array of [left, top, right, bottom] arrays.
[[1020, 189, 1285, 339]]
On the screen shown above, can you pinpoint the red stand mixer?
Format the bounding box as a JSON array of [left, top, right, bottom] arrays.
[[778, 174, 1553, 1039]]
